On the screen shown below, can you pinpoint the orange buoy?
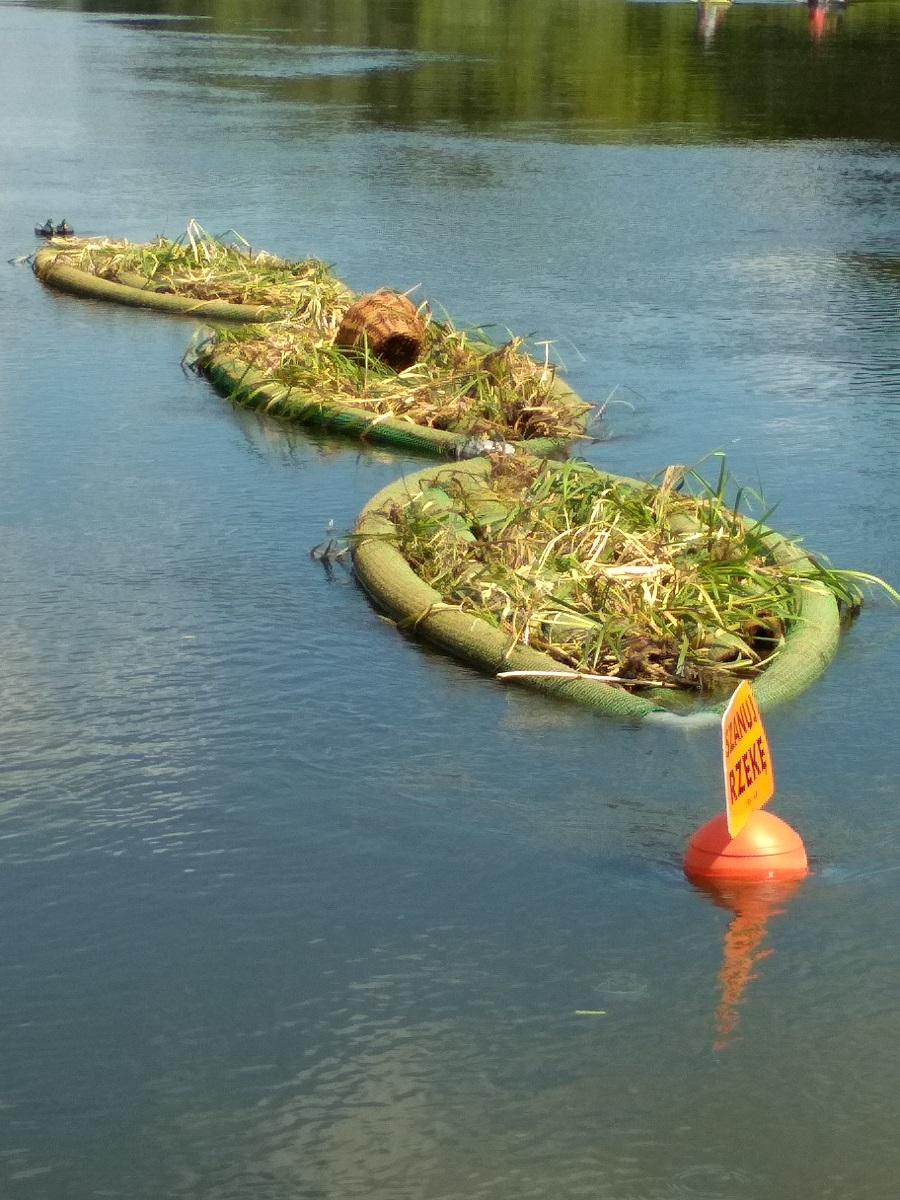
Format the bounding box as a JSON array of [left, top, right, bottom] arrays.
[[683, 810, 808, 883]]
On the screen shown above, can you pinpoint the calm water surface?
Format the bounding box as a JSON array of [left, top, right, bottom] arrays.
[[2, 0, 900, 1196]]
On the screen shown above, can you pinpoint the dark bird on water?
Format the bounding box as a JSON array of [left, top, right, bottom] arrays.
[[34, 218, 75, 239]]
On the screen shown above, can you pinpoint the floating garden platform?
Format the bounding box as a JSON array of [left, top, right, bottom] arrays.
[[193, 307, 592, 460], [32, 222, 344, 323], [350, 456, 866, 721]]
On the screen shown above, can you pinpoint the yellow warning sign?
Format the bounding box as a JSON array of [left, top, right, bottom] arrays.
[[721, 681, 774, 837]]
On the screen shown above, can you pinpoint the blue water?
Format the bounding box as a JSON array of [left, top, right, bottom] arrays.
[[2, 1, 900, 1195]]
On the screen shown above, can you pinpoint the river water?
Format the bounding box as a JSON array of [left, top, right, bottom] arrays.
[[1, 0, 899, 1196]]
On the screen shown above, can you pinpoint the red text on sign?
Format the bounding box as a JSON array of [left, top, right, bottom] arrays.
[[728, 735, 769, 803]]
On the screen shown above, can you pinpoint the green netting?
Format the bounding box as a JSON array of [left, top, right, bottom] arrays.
[[198, 349, 586, 460], [32, 247, 280, 323], [351, 459, 842, 722]]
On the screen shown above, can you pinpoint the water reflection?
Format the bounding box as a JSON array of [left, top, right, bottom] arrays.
[[806, 0, 846, 43], [694, 0, 729, 49], [691, 877, 804, 1050], [47, 0, 900, 143]]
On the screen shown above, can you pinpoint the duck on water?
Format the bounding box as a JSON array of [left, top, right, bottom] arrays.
[[35, 219, 74, 239]]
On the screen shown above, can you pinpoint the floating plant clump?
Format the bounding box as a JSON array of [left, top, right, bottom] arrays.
[[206, 314, 592, 444], [36, 219, 349, 318], [383, 455, 889, 695]]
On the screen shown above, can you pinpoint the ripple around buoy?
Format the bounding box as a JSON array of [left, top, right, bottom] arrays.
[[669, 1163, 759, 1198], [592, 970, 649, 999]]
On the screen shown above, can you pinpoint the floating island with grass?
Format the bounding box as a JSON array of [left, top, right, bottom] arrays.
[[32, 219, 594, 456], [350, 454, 895, 721], [32, 220, 344, 323], [194, 301, 593, 459]]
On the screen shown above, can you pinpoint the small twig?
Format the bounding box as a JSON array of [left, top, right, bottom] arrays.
[[497, 669, 674, 688]]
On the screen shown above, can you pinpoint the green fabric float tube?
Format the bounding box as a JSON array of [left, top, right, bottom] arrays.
[[198, 349, 589, 461], [32, 246, 283, 323], [351, 459, 842, 723]]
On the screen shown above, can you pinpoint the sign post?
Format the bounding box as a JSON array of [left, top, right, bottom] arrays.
[[721, 680, 774, 837], [684, 678, 806, 882]]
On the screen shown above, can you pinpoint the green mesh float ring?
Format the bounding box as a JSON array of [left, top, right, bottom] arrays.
[[33, 244, 283, 323], [351, 459, 842, 723], [197, 346, 591, 460]]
